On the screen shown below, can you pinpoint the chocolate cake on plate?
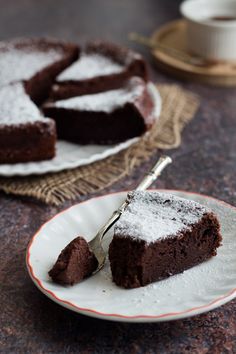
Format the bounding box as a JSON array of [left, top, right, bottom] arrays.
[[0, 37, 154, 164], [109, 191, 222, 288], [43, 77, 155, 144], [49, 236, 98, 285], [50, 41, 148, 100], [0, 38, 79, 103], [0, 83, 56, 163]]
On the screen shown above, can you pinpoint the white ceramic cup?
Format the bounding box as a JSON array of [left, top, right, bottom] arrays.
[[180, 0, 236, 61]]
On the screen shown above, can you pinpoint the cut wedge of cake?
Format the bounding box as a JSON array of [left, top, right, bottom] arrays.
[[43, 77, 155, 144], [50, 41, 148, 100], [109, 191, 222, 288]]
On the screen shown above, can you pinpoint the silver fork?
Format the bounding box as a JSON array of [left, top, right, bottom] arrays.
[[89, 155, 172, 274]]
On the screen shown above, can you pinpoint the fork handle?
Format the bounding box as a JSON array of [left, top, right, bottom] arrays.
[[99, 155, 172, 240], [136, 155, 172, 191]]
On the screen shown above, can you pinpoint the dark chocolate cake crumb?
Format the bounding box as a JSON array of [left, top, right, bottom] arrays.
[[49, 236, 98, 285]]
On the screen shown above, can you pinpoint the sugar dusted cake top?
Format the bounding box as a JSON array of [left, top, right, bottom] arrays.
[[0, 83, 46, 126], [57, 53, 124, 82], [115, 191, 210, 243], [46, 77, 145, 113], [0, 41, 64, 86]]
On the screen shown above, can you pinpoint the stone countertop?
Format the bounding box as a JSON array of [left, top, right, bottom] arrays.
[[0, 0, 236, 353]]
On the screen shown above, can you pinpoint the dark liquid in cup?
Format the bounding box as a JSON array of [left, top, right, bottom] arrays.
[[209, 16, 236, 21]]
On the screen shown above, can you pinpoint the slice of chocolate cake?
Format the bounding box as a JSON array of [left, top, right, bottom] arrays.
[[0, 83, 56, 163], [0, 38, 79, 103], [109, 191, 222, 289], [43, 77, 155, 144], [49, 236, 98, 285], [50, 41, 148, 100]]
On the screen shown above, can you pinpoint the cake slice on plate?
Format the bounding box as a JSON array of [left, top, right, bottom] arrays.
[[50, 41, 148, 100], [0, 83, 56, 163], [0, 38, 79, 103], [43, 77, 155, 144], [109, 191, 222, 288]]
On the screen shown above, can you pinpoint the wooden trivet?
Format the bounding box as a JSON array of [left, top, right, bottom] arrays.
[[151, 20, 236, 86]]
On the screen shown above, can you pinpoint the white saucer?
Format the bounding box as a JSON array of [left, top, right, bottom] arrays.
[[0, 83, 161, 177], [26, 190, 236, 323]]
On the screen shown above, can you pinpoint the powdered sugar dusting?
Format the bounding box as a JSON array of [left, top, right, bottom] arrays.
[[0, 45, 63, 86], [47, 79, 144, 113], [57, 53, 123, 81], [0, 83, 44, 125], [115, 191, 210, 243]]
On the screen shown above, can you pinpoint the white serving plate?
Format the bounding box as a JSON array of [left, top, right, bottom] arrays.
[[26, 190, 236, 323], [0, 83, 161, 177]]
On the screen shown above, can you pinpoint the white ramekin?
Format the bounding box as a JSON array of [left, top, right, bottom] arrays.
[[180, 0, 236, 61]]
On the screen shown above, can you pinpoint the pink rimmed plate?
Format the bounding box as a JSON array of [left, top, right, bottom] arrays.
[[26, 190, 236, 322]]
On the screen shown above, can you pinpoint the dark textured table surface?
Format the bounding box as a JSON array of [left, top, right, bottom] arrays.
[[0, 1, 236, 353]]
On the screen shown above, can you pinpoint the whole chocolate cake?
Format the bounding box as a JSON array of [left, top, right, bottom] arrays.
[[109, 191, 222, 289], [50, 41, 148, 100], [43, 77, 155, 144], [0, 38, 152, 164]]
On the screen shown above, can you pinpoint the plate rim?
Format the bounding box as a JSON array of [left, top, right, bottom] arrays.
[[26, 189, 236, 322]]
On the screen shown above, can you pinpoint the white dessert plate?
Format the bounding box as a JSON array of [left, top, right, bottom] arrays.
[[0, 82, 161, 177], [26, 189, 236, 323]]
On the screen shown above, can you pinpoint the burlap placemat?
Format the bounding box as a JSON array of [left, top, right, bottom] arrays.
[[0, 84, 199, 205]]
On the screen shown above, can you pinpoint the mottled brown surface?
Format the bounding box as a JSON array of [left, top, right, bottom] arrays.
[[0, 1, 236, 353]]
